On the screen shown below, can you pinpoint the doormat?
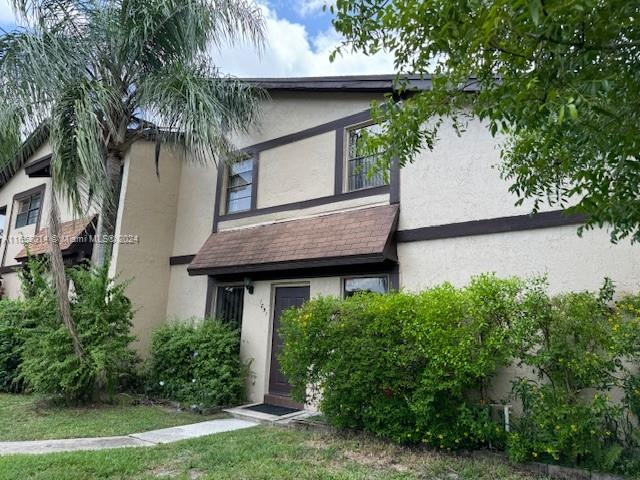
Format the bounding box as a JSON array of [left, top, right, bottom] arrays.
[[244, 403, 300, 416]]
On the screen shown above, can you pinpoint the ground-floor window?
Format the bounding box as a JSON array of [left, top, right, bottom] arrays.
[[343, 276, 389, 298], [215, 286, 244, 328]]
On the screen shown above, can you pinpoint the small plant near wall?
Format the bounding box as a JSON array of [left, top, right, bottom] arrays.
[[279, 275, 640, 475], [146, 320, 247, 410]]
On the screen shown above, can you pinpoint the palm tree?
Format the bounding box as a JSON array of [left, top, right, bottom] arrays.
[[0, 0, 265, 357]]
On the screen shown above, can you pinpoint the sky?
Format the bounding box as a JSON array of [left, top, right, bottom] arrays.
[[0, 0, 396, 78]]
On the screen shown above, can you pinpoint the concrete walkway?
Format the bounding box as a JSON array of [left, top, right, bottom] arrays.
[[0, 418, 258, 455]]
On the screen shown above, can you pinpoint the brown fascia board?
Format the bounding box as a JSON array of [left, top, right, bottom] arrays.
[[0, 124, 50, 189], [241, 74, 434, 92], [187, 252, 393, 277], [240, 74, 487, 93]]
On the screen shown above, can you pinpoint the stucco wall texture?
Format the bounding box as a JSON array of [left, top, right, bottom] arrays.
[[110, 141, 182, 354]]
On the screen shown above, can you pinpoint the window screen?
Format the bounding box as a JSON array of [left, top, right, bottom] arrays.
[[347, 124, 388, 191], [215, 286, 244, 328]]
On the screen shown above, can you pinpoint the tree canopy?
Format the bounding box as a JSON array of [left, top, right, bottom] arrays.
[[332, 0, 640, 242], [0, 0, 265, 216]]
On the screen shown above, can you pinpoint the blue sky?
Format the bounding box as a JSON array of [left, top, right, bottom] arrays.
[[0, 0, 395, 77]]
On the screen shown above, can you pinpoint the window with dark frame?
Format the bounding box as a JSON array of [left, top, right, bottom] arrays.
[[215, 286, 244, 328], [226, 157, 253, 214], [15, 192, 41, 229], [346, 123, 388, 192], [343, 276, 389, 298]]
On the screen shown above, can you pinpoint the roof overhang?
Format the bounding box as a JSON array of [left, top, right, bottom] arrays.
[[24, 155, 52, 178], [242, 75, 433, 93], [188, 204, 399, 277], [15, 215, 97, 261]]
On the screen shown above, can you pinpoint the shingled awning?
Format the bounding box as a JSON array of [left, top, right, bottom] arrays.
[[188, 204, 399, 276], [15, 215, 97, 260]]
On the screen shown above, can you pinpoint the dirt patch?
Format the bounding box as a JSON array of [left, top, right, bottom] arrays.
[[342, 448, 411, 472]]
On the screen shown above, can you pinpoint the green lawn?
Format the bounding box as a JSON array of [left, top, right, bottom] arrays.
[[0, 425, 545, 480], [0, 394, 223, 441]]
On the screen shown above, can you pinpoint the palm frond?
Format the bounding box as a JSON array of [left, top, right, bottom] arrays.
[[138, 61, 265, 166]]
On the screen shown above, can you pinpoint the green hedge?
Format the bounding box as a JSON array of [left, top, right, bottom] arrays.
[[281, 274, 524, 449], [18, 260, 137, 403], [0, 299, 27, 392], [280, 275, 640, 474], [146, 320, 247, 409]]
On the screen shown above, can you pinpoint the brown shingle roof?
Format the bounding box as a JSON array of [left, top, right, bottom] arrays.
[[15, 215, 96, 260], [188, 204, 399, 276]]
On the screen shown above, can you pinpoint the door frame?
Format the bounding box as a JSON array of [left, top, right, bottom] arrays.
[[265, 282, 309, 408]]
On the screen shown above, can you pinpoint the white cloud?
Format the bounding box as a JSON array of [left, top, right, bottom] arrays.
[[295, 0, 334, 17], [212, 2, 394, 77], [0, 0, 16, 24]]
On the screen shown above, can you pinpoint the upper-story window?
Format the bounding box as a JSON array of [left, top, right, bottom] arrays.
[[347, 123, 388, 192], [15, 192, 41, 228], [226, 157, 253, 214]]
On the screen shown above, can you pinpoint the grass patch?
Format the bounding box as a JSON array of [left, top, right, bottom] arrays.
[[0, 425, 547, 480], [0, 394, 224, 441]]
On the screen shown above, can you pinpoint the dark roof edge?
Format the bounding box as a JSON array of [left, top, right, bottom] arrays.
[[240, 74, 433, 92]]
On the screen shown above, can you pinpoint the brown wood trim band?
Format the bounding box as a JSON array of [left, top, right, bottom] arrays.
[[240, 109, 371, 154], [218, 185, 390, 223], [212, 161, 224, 233], [169, 254, 196, 266], [396, 210, 586, 243], [188, 253, 390, 277], [0, 265, 21, 274]]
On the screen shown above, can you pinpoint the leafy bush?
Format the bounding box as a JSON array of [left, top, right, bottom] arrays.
[[146, 320, 246, 409], [280, 274, 527, 448], [280, 275, 640, 474], [18, 260, 137, 403], [506, 281, 640, 474], [0, 299, 27, 392]]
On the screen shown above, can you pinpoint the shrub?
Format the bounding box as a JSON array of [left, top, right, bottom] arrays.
[[280, 275, 640, 474], [18, 260, 137, 403], [280, 274, 527, 448], [0, 299, 27, 392], [146, 319, 246, 408], [507, 280, 640, 474]]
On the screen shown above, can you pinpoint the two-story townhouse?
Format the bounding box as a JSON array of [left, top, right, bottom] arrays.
[[1, 75, 638, 410]]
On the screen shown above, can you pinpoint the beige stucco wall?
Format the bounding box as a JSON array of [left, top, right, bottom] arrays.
[[397, 225, 639, 295], [398, 225, 639, 412], [165, 264, 208, 320], [232, 91, 384, 149], [256, 132, 335, 209], [171, 162, 217, 256], [240, 277, 341, 404], [110, 142, 182, 354], [399, 119, 552, 231]]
